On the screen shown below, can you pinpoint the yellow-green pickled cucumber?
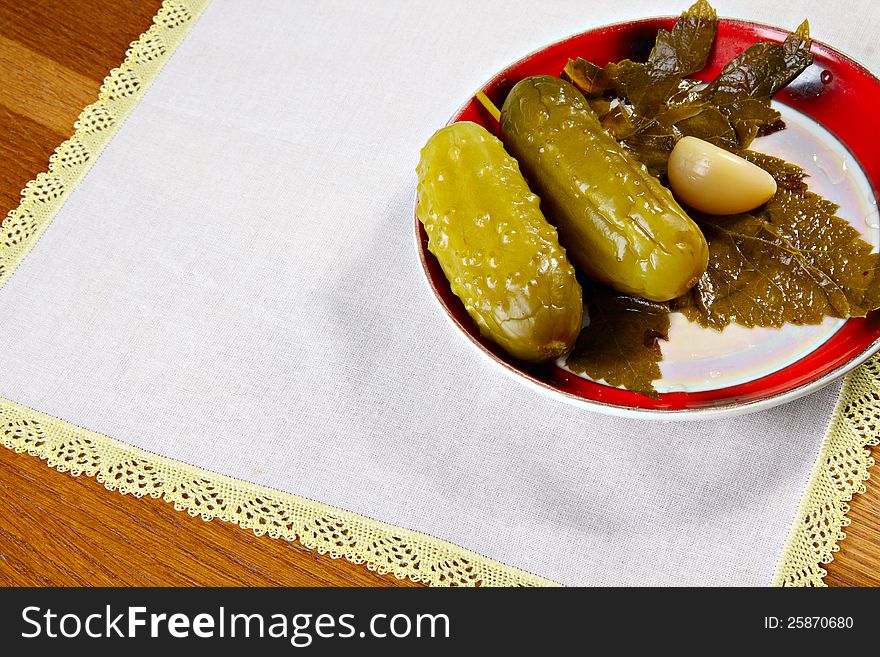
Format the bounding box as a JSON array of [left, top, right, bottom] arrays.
[[501, 75, 709, 302], [416, 121, 583, 362]]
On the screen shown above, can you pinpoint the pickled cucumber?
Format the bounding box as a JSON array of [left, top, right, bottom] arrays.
[[501, 75, 709, 302], [416, 121, 583, 362]]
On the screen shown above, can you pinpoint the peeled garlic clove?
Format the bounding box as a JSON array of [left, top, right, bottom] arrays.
[[667, 136, 778, 215]]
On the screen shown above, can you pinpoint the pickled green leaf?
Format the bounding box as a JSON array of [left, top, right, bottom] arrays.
[[565, 4, 813, 172], [699, 21, 812, 104], [564, 0, 718, 117], [695, 20, 812, 147], [566, 285, 670, 398], [660, 104, 737, 147], [619, 122, 678, 175], [562, 58, 614, 97], [623, 104, 739, 176], [741, 150, 808, 193], [672, 154, 880, 329]]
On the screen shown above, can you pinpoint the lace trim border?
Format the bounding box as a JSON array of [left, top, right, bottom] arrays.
[[0, 397, 555, 586], [0, 0, 875, 587], [0, 0, 210, 289], [771, 358, 880, 586]]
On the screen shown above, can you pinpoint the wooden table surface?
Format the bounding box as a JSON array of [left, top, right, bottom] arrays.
[[0, 0, 877, 587]]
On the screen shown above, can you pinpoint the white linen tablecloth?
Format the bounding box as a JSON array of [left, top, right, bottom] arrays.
[[1, 0, 877, 585]]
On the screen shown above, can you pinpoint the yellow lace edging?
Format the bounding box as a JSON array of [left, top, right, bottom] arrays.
[[0, 397, 552, 586], [0, 0, 208, 288], [0, 0, 875, 587], [772, 358, 880, 586]]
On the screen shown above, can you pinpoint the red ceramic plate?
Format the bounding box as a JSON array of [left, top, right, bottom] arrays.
[[415, 17, 880, 419]]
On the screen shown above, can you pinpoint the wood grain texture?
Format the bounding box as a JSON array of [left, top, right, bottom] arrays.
[[821, 443, 880, 586], [0, 446, 413, 586], [0, 0, 876, 587]]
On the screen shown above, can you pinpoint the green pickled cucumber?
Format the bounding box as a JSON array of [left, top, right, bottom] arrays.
[[416, 121, 583, 362], [501, 75, 709, 302]]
